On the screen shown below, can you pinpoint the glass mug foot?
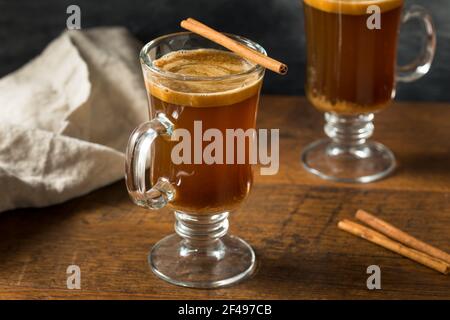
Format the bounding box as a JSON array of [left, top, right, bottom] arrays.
[[301, 112, 396, 183], [148, 211, 256, 288], [301, 138, 396, 183]]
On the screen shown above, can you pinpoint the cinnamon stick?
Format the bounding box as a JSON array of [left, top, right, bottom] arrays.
[[338, 219, 449, 275], [356, 209, 450, 265], [180, 18, 288, 75]]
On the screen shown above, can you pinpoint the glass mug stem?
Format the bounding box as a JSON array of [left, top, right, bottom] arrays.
[[174, 211, 230, 260], [324, 113, 374, 148], [175, 211, 229, 243]]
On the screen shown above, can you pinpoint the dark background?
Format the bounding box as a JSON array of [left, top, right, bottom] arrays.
[[1, 0, 449, 101]]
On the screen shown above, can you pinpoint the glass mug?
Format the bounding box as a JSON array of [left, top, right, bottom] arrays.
[[125, 32, 265, 288], [302, 0, 436, 183]]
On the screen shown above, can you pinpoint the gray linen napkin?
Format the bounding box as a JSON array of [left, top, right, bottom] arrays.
[[0, 27, 148, 212]]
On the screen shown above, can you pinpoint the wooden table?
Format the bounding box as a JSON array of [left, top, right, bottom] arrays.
[[0, 96, 449, 299]]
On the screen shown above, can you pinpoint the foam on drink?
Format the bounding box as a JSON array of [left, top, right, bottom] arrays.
[[147, 49, 263, 107], [303, 0, 403, 15]]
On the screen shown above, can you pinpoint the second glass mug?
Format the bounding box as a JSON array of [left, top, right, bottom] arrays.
[[125, 32, 265, 288], [302, 0, 436, 183]]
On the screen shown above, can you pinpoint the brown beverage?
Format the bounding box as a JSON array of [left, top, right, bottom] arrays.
[[304, 0, 403, 114], [145, 49, 263, 214]]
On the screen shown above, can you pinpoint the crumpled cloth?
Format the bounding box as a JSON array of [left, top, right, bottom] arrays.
[[0, 27, 148, 212]]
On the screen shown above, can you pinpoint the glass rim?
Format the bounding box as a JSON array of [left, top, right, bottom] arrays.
[[140, 31, 267, 82]]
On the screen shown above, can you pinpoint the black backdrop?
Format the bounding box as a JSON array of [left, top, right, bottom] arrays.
[[1, 0, 449, 101]]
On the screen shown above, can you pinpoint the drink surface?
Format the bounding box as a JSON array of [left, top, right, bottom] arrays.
[[304, 0, 403, 114], [148, 49, 262, 107], [146, 49, 263, 214], [153, 48, 253, 78], [303, 0, 403, 14]]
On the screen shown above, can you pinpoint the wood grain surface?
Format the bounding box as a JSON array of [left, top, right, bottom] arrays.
[[0, 96, 449, 299]]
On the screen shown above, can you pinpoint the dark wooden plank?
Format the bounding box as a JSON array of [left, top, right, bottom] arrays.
[[0, 96, 449, 299]]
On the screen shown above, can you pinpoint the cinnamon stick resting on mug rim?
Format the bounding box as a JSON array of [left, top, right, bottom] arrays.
[[338, 219, 449, 275], [355, 209, 450, 265], [180, 18, 288, 75]]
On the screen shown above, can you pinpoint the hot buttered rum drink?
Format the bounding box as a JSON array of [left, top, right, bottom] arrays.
[[304, 0, 404, 114], [145, 49, 263, 214]]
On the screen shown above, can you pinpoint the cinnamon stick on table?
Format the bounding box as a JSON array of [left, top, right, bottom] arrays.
[[356, 209, 450, 265], [338, 219, 450, 275], [180, 18, 288, 75]]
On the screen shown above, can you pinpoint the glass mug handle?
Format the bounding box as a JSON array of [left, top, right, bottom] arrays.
[[396, 5, 436, 83], [125, 113, 176, 209]]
